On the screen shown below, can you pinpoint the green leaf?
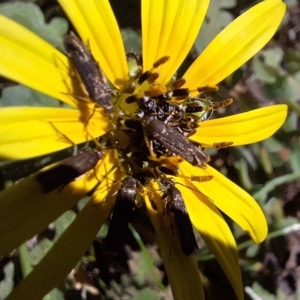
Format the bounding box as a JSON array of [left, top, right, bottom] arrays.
[[43, 289, 64, 300], [234, 159, 253, 190], [251, 56, 277, 83], [247, 282, 276, 300], [271, 217, 300, 232], [54, 210, 76, 240], [245, 244, 260, 258], [194, 0, 236, 53], [262, 137, 284, 154], [284, 49, 300, 73], [262, 47, 284, 68], [253, 172, 300, 203], [290, 141, 300, 172], [282, 112, 298, 132], [0, 85, 61, 107], [0, 262, 14, 299], [129, 224, 165, 290], [0, 2, 68, 51], [121, 28, 141, 54], [132, 288, 162, 300]]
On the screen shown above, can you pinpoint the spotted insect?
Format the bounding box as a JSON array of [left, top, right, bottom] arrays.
[[64, 32, 113, 113], [142, 116, 210, 168], [161, 177, 198, 256], [213, 141, 234, 149], [104, 177, 138, 253], [184, 97, 233, 122]]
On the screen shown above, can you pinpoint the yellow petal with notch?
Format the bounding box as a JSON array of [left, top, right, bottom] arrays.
[[190, 105, 287, 147], [184, 0, 286, 89], [180, 162, 268, 243], [142, 0, 210, 84]]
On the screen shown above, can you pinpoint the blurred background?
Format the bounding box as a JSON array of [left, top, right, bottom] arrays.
[[0, 0, 299, 299]]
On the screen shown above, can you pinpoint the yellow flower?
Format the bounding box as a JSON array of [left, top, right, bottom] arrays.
[[0, 1, 286, 300]]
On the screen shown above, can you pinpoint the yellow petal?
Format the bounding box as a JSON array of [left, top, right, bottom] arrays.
[[0, 107, 111, 159], [6, 166, 123, 300], [184, 0, 286, 88], [180, 162, 268, 243], [144, 187, 205, 300], [0, 151, 116, 258], [190, 105, 287, 147], [58, 0, 128, 87], [142, 0, 210, 84], [175, 176, 243, 300], [0, 15, 77, 106]]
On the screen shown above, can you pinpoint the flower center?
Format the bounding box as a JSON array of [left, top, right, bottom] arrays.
[[107, 54, 232, 176]]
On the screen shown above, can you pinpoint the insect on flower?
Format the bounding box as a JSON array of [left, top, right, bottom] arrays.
[[142, 116, 210, 167], [36, 149, 103, 192], [160, 176, 198, 256], [104, 176, 138, 253], [64, 32, 114, 113]]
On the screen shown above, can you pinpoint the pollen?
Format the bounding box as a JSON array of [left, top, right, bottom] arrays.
[[144, 84, 168, 97]]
